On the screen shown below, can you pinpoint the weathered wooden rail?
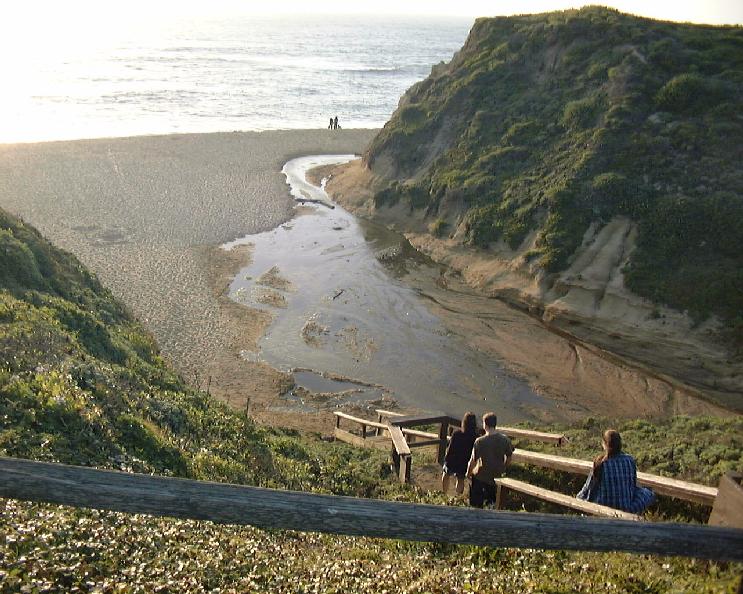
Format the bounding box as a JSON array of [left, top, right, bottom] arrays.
[[333, 413, 412, 482], [494, 477, 642, 521], [376, 410, 566, 446], [1, 457, 742, 561]]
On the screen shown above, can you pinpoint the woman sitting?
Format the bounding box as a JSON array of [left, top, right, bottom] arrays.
[[441, 412, 479, 495], [577, 429, 656, 514]]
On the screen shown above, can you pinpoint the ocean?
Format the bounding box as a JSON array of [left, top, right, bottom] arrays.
[[3, 14, 472, 144]]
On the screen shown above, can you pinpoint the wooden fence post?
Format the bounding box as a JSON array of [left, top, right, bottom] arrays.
[[437, 419, 449, 465], [388, 425, 412, 485], [709, 473, 743, 529]]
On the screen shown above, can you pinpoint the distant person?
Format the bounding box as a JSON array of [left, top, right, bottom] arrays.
[[334, 115, 339, 130], [577, 429, 656, 513], [328, 117, 333, 129], [466, 412, 513, 508], [441, 411, 479, 496]]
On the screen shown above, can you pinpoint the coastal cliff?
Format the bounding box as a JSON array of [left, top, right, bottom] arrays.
[[327, 7, 743, 409]]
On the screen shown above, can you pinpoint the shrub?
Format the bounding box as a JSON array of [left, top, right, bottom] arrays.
[[655, 73, 726, 112], [561, 96, 600, 129], [429, 218, 448, 237]]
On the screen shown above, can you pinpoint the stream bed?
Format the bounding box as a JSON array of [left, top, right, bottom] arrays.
[[223, 155, 556, 422]]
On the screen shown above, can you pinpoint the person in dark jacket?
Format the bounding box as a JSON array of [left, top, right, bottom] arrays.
[[441, 411, 479, 495], [577, 429, 655, 513]]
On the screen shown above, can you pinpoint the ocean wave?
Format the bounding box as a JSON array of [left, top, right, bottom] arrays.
[[2, 16, 471, 143]]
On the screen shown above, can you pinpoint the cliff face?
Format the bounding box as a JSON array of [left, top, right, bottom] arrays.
[[329, 7, 743, 406]]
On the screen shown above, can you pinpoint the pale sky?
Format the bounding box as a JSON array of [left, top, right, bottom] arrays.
[[0, 0, 740, 58], [4, 0, 743, 25]]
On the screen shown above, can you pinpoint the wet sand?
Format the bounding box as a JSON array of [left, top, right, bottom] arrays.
[[0, 130, 376, 430]]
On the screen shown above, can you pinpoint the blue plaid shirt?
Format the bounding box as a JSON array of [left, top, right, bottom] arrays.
[[577, 453, 655, 513]]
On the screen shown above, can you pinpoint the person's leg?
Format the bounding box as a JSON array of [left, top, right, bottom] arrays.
[[483, 482, 498, 507], [455, 475, 466, 495], [441, 472, 450, 494], [469, 477, 485, 508]]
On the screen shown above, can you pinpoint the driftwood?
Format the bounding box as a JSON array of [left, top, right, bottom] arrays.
[[0, 457, 741, 561]]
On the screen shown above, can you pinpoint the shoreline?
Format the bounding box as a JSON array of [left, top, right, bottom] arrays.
[[0, 127, 384, 149]]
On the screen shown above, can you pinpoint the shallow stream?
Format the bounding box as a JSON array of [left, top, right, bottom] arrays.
[[224, 155, 555, 422]]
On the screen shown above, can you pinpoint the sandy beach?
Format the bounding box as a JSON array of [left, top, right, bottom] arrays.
[[0, 130, 376, 428], [0, 129, 731, 432]]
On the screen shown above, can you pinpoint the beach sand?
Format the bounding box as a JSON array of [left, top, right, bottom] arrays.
[[0, 130, 377, 429]]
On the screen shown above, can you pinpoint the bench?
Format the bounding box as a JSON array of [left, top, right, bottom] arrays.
[[495, 477, 643, 521]]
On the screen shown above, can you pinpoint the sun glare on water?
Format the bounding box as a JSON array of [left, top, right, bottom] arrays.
[[0, 2, 176, 143]]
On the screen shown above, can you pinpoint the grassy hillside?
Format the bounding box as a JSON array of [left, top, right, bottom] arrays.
[[1, 208, 741, 591], [0, 207, 392, 495], [366, 7, 743, 347]]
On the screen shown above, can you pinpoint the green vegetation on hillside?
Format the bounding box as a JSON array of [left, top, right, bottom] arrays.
[[367, 7, 743, 346], [0, 208, 393, 496], [1, 208, 740, 591]]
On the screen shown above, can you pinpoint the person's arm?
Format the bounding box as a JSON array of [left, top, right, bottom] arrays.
[[631, 456, 639, 486], [577, 472, 593, 500], [466, 447, 477, 477], [504, 440, 514, 470]]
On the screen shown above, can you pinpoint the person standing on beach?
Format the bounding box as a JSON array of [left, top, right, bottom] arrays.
[[334, 115, 339, 130], [328, 117, 334, 129], [466, 412, 513, 508]]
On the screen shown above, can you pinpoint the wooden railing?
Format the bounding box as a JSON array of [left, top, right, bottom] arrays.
[[336, 411, 718, 507], [376, 410, 567, 446], [1, 457, 741, 561], [0, 457, 743, 561], [333, 412, 411, 483]]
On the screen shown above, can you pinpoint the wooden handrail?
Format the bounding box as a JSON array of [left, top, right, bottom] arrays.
[[375, 408, 404, 418], [512, 449, 718, 506], [0, 457, 740, 561], [333, 411, 388, 431], [495, 478, 642, 521], [388, 425, 411, 457], [379, 410, 565, 446], [499, 427, 565, 446]]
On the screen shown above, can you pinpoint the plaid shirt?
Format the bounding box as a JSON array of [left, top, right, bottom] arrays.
[[577, 453, 655, 513]]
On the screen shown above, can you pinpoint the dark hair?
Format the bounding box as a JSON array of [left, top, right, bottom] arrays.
[[591, 429, 622, 488], [483, 413, 497, 429], [461, 412, 477, 436]]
